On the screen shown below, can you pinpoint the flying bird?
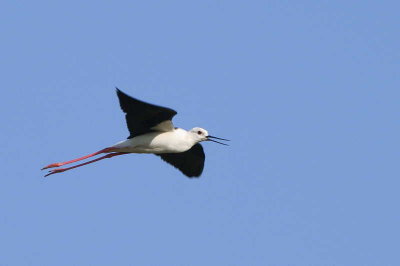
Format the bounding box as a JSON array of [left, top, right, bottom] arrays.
[[42, 88, 229, 178]]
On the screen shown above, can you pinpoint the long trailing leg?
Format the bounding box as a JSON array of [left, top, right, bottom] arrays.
[[41, 147, 118, 170], [44, 152, 128, 177]]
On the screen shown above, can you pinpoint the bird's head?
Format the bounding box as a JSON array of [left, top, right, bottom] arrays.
[[189, 127, 229, 145]]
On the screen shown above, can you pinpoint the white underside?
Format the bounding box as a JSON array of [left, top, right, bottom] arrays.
[[112, 128, 196, 154]]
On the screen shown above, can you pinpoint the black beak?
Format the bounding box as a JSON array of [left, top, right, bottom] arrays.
[[207, 135, 230, 146]]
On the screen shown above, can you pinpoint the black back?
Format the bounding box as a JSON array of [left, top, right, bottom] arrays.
[[156, 144, 205, 178], [116, 88, 178, 138]]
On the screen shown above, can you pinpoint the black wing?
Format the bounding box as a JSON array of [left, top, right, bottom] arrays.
[[156, 144, 205, 178], [116, 88, 178, 138]]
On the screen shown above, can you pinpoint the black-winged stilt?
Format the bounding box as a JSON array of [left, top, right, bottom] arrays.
[[42, 88, 229, 178]]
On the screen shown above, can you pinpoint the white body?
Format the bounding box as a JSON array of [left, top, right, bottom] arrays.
[[112, 128, 197, 154]]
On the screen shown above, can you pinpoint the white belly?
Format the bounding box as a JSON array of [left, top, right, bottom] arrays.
[[111, 130, 194, 154]]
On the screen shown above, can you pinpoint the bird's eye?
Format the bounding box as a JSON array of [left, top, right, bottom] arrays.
[[197, 131, 202, 135]]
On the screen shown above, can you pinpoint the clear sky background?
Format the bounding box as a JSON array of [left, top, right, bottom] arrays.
[[1, 1, 399, 265]]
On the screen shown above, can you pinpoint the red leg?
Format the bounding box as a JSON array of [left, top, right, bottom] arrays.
[[44, 152, 127, 177], [41, 147, 118, 170]]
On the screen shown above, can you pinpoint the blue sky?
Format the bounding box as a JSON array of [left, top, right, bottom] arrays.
[[1, 1, 399, 265]]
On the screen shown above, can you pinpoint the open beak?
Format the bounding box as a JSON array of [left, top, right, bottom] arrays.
[[207, 135, 230, 146]]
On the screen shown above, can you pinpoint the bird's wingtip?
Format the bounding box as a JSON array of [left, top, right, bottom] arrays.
[[116, 87, 129, 96], [115, 87, 124, 96]]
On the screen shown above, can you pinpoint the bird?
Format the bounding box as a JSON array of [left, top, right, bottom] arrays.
[[42, 88, 229, 178]]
